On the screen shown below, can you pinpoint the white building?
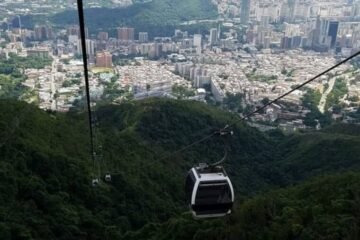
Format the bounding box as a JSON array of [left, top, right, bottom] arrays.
[[193, 34, 202, 49], [209, 28, 218, 46], [139, 32, 149, 43]]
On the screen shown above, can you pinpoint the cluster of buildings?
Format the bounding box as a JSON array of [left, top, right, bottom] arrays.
[[212, 0, 360, 54], [0, 0, 360, 129], [116, 60, 191, 100], [20, 58, 85, 112], [175, 63, 211, 88], [217, 0, 360, 23]]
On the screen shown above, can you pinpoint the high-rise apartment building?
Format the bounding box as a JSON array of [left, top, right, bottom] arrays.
[[138, 32, 149, 43], [260, 16, 270, 28], [67, 25, 89, 38], [97, 32, 109, 41], [312, 18, 339, 48], [328, 21, 339, 48], [77, 39, 95, 56], [352, 2, 360, 17], [193, 34, 202, 49], [34, 26, 52, 40], [312, 15, 321, 46], [209, 28, 218, 46], [117, 27, 135, 42], [287, 0, 296, 22], [96, 51, 112, 68], [88, 40, 95, 56], [241, 0, 250, 24]]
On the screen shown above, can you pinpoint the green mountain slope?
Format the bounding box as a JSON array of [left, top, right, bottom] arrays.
[[0, 99, 277, 239], [96, 99, 280, 196], [275, 125, 360, 181], [51, 0, 217, 36], [126, 171, 360, 240], [0, 99, 359, 239]]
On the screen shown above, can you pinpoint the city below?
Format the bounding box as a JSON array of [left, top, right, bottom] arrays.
[[1, 0, 360, 132]]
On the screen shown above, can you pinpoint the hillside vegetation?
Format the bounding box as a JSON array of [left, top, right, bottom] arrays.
[[274, 124, 360, 181], [0, 99, 359, 239], [51, 0, 217, 37], [126, 171, 360, 240]]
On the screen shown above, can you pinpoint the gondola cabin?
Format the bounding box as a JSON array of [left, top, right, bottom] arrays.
[[185, 164, 234, 218], [92, 178, 99, 187], [104, 174, 111, 182]]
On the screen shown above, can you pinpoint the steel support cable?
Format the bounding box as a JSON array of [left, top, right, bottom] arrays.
[[76, 0, 97, 177]]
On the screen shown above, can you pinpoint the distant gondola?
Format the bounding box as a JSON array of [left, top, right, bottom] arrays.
[[104, 174, 111, 182], [185, 164, 234, 218], [92, 178, 99, 186]]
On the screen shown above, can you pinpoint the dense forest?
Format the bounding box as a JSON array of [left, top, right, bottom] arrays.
[[50, 0, 218, 37], [125, 171, 360, 240], [0, 99, 359, 239]]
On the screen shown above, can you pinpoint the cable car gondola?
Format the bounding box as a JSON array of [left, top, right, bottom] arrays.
[[92, 178, 99, 187], [104, 174, 111, 182], [185, 163, 234, 218]]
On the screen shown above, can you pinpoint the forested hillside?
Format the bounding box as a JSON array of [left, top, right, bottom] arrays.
[[51, 0, 217, 37], [0, 99, 359, 239], [125, 171, 360, 240], [275, 127, 360, 181]]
